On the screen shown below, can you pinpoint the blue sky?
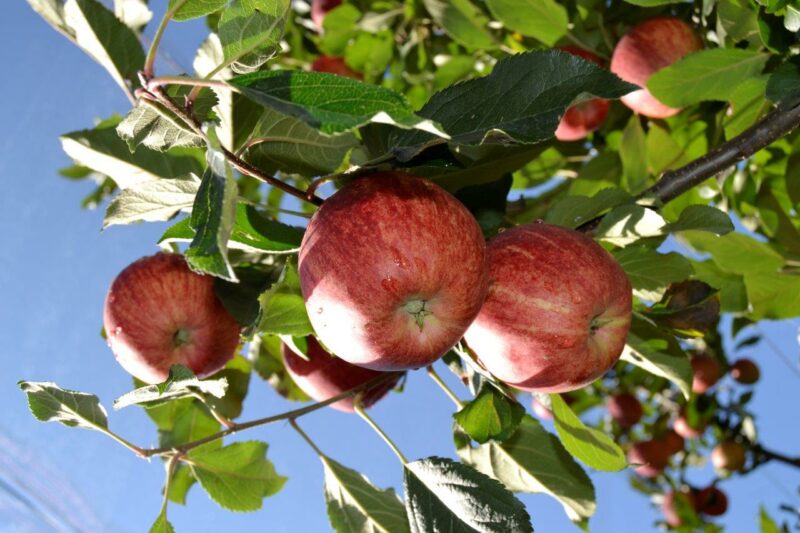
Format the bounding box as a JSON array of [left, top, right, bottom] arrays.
[[1, 1, 798, 531]]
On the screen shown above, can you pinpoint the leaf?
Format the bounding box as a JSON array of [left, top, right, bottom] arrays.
[[680, 231, 784, 274], [666, 205, 734, 235], [759, 505, 783, 533], [103, 174, 201, 228], [422, 0, 496, 50], [149, 512, 175, 533], [252, 334, 311, 401], [486, 0, 568, 45], [454, 387, 524, 444], [63, 0, 144, 93], [595, 205, 667, 246], [613, 246, 693, 301], [170, 0, 226, 21], [204, 355, 252, 421], [549, 394, 626, 472], [218, 0, 290, 73], [743, 271, 800, 320], [188, 441, 287, 512], [113, 366, 228, 410], [403, 457, 532, 533], [725, 76, 770, 138], [690, 260, 749, 313], [258, 259, 314, 336], [322, 456, 410, 533], [545, 188, 633, 229], [620, 115, 648, 192], [167, 465, 197, 504], [621, 315, 692, 399], [27, 0, 74, 36], [18, 381, 108, 431], [646, 280, 721, 335], [766, 57, 800, 108], [647, 49, 769, 107], [622, 0, 682, 5], [215, 265, 282, 329], [114, 0, 152, 30], [457, 416, 595, 523], [144, 396, 221, 449], [230, 70, 444, 137]]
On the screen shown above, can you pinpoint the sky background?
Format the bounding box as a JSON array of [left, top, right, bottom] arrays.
[[1, 1, 799, 531]]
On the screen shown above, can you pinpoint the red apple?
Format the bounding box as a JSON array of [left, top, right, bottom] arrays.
[[555, 46, 611, 141], [662, 489, 698, 528], [691, 354, 722, 394], [299, 172, 488, 371], [311, 56, 362, 80], [730, 358, 760, 384], [282, 337, 401, 412], [711, 441, 746, 472], [661, 429, 685, 455], [673, 414, 707, 439], [607, 392, 643, 429], [103, 253, 242, 384], [696, 486, 728, 516], [311, 0, 341, 29], [627, 440, 670, 478], [464, 223, 632, 393], [610, 17, 703, 118]]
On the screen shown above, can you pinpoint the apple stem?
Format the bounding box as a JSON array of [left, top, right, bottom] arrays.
[[289, 419, 326, 458], [354, 396, 408, 465], [426, 365, 465, 408]]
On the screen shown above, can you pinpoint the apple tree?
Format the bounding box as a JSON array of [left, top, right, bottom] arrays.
[[19, 0, 800, 531]]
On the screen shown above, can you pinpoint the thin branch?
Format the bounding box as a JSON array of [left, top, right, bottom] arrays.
[[354, 397, 409, 465], [143, 0, 189, 78], [426, 365, 464, 408], [755, 445, 800, 469], [289, 419, 326, 457]]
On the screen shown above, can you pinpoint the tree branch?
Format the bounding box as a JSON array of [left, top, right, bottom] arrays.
[[754, 445, 800, 469]]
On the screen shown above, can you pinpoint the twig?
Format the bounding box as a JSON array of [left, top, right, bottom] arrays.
[[426, 365, 464, 408], [754, 445, 800, 469], [354, 396, 409, 464], [142, 0, 189, 78]]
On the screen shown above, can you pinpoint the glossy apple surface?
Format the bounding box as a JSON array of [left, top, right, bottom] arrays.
[[628, 440, 669, 478], [464, 223, 632, 392], [311, 0, 341, 28], [730, 358, 760, 384], [610, 17, 703, 118], [555, 46, 611, 141], [711, 441, 746, 472], [691, 354, 722, 393], [282, 337, 401, 412], [607, 392, 643, 429], [299, 172, 488, 370], [696, 486, 728, 516], [673, 414, 706, 439], [103, 253, 241, 384], [311, 55, 362, 79], [661, 429, 685, 455]]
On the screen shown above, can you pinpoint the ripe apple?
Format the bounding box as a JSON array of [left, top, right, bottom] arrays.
[[711, 441, 746, 472], [311, 56, 362, 80], [627, 439, 670, 478], [299, 172, 488, 371], [103, 253, 242, 384], [662, 489, 698, 528], [282, 337, 401, 412], [554, 46, 611, 141], [730, 358, 760, 384], [691, 354, 722, 394], [661, 429, 685, 456], [696, 486, 728, 516], [464, 222, 632, 393], [607, 392, 643, 429], [310, 0, 341, 29], [610, 17, 703, 118], [673, 413, 707, 439]]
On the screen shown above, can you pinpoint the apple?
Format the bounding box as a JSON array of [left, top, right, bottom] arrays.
[[661, 429, 685, 456], [627, 439, 670, 478], [607, 392, 643, 429], [103, 253, 242, 384], [282, 337, 401, 412], [311, 56, 362, 80], [673, 413, 706, 439], [464, 222, 632, 393], [711, 441, 746, 472], [311, 0, 341, 29], [696, 486, 728, 516], [299, 172, 488, 371], [554, 46, 611, 141], [662, 489, 698, 528], [691, 354, 722, 394], [730, 358, 760, 384], [610, 17, 703, 118]]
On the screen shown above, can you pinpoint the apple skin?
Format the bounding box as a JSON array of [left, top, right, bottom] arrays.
[[696, 486, 728, 516], [627, 439, 670, 478], [299, 172, 488, 371], [610, 17, 703, 118], [311, 0, 341, 28], [607, 392, 643, 429], [103, 253, 242, 384], [711, 441, 746, 472], [662, 489, 698, 528], [282, 337, 401, 412], [691, 354, 723, 394], [730, 358, 760, 384], [673, 414, 707, 439], [311, 56, 362, 80], [661, 429, 685, 456], [464, 223, 632, 393], [554, 47, 611, 141]]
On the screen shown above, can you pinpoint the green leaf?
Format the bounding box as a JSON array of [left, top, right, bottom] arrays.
[[457, 416, 595, 523], [185, 150, 239, 280], [113, 366, 228, 410], [663, 205, 734, 235], [545, 188, 633, 229], [486, 0, 567, 45], [621, 315, 692, 399], [766, 58, 800, 108], [725, 76, 770, 139], [648, 49, 769, 107], [218, 0, 290, 73], [690, 260, 749, 313], [318, 4, 361, 56], [423, 0, 496, 49], [680, 231, 784, 274], [170, 0, 226, 21], [258, 258, 314, 336], [549, 394, 626, 472], [149, 511, 175, 533], [613, 246, 693, 301], [322, 456, 410, 533], [403, 457, 532, 533], [759, 505, 783, 533], [595, 205, 667, 246], [63, 0, 144, 93], [454, 387, 524, 444], [18, 381, 108, 431], [252, 334, 311, 401], [103, 174, 201, 228], [215, 265, 282, 329], [188, 441, 287, 512], [27, 0, 74, 36], [620, 115, 648, 192], [744, 271, 800, 320], [622, 0, 682, 5], [204, 354, 252, 421], [144, 396, 221, 449], [717, 0, 761, 44], [167, 464, 197, 504]]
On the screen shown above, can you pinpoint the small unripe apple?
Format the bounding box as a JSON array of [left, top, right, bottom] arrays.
[[711, 441, 746, 472], [662, 489, 698, 528], [282, 337, 401, 412], [691, 354, 722, 394], [661, 429, 685, 456], [299, 172, 488, 371], [103, 253, 242, 384], [311, 56, 362, 79], [607, 392, 643, 429], [464, 223, 632, 393], [696, 486, 728, 516], [311, 0, 341, 29], [554, 47, 611, 141], [673, 414, 706, 439], [610, 17, 703, 118], [627, 440, 670, 478], [730, 358, 760, 385]]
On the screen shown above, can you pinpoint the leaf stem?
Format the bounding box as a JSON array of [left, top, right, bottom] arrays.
[[354, 396, 408, 465], [142, 0, 189, 78], [158, 451, 184, 518], [289, 419, 326, 457], [426, 365, 464, 408], [147, 76, 232, 92], [103, 427, 148, 458]]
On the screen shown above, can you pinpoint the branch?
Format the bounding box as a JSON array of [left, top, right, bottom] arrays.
[[754, 445, 800, 469]]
